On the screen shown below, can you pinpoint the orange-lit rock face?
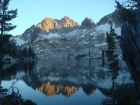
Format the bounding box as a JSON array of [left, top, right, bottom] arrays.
[[37, 81, 81, 97], [36, 18, 59, 32], [36, 16, 80, 33], [61, 16, 80, 28]]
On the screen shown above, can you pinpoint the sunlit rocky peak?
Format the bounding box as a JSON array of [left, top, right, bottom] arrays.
[[36, 18, 59, 32], [60, 16, 80, 27], [35, 16, 80, 33]]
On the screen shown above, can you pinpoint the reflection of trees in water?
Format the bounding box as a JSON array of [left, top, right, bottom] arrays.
[[100, 83, 137, 101], [1, 61, 36, 80], [100, 63, 138, 105]]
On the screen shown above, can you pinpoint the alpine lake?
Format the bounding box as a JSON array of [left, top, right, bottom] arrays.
[[1, 59, 137, 105]]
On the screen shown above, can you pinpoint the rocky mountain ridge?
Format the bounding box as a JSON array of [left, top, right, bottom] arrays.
[[12, 10, 123, 59], [36, 16, 80, 33]]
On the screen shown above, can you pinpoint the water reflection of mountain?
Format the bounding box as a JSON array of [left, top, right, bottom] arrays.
[[37, 81, 81, 97], [1, 59, 136, 98]]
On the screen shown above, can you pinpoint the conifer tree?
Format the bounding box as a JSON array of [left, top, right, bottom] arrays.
[[115, 0, 140, 24], [0, 0, 17, 36], [22, 47, 28, 57], [105, 25, 120, 80], [0, 0, 17, 59], [104, 25, 120, 105]]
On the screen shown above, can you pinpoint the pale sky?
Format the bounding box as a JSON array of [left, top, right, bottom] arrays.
[[8, 0, 125, 36]]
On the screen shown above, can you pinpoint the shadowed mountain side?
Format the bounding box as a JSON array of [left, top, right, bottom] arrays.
[[81, 17, 96, 29], [20, 25, 42, 42], [97, 10, 123, 27]]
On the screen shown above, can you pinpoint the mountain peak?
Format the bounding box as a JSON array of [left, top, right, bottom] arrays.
[[60, 16, 80, 27], [36, 17, 58, 32], [61, 16, 70, 20], [81, 17, 95, 28], [85, 17, 91, 20], [34, 16, 80, 34]]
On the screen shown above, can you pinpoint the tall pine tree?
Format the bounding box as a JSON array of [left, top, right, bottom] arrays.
[[105, 25, 120, 80], [115, 0, 140, 24], [0, 0, 17, 36], [105, 25, 120, 105], [0, 0, 17, 59]]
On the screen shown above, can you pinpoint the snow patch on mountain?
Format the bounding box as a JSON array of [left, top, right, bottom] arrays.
[[95, 23, 121, 35], [67, 29, 77, 36], [12, 36, 26, 46], [33, 33, 61, 41], [46, 33, 60, 39], [94, 43, 107, 47]]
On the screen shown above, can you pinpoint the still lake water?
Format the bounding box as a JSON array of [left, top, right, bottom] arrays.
[[1, 59, 137, 105]]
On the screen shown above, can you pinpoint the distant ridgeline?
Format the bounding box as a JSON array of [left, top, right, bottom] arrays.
[[119, 9, 140, 95], [11, 10, 123, 59]]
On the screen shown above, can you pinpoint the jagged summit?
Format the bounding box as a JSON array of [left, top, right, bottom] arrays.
[[60, 16, 80, 27], [81, 17, 95, 28], [61, 16, 70, 20], [36, 18, 58, 32], [36, 16, 80, 33]]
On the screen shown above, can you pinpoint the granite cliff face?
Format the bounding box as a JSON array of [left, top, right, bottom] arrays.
[[36, 16, 80, 34], [13, 10, 123, 59], [36, 18, 58, 32], [58, 16, 80, 28]]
